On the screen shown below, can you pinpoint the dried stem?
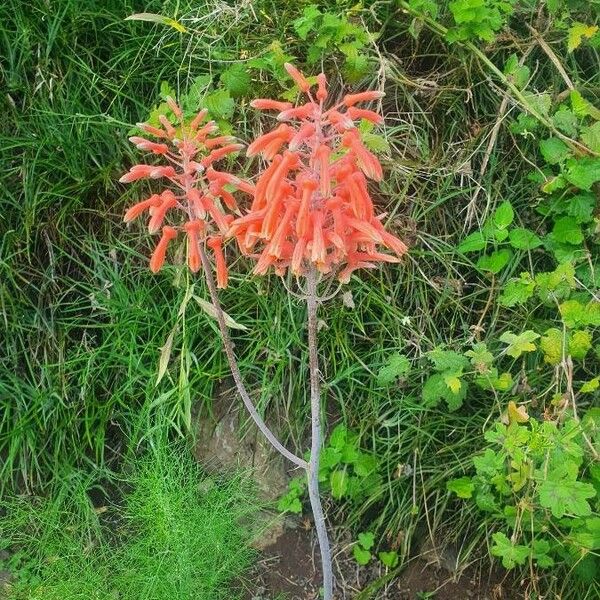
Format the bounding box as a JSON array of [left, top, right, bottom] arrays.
[[198, 243, 307, 469], [306, 267, 334, 600]]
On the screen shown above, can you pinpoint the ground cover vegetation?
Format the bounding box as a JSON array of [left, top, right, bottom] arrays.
[[1, 0, 599, 598]]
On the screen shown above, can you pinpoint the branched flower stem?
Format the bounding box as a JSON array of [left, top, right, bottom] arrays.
[[198, 242, 307, 470]]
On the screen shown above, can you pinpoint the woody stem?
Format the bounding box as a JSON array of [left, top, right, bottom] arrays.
[[198, 243, 307, 469], [306, 266, 334, 600]]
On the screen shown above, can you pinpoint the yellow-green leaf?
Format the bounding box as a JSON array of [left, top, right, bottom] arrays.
[[125, 13, 187, 33], [567, 23, 598, 52]]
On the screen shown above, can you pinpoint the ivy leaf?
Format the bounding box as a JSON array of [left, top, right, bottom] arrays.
[[499, 272, 536, 307], [447, 477, 474, 498], [493, 201, 515, 230], [508, 228, 542, 250], [500, 330, 539, 358], [551, 216, 584, 245], [538, 473, 596, 518], [377, 353, 410, 386], [491, 532, 530, 569], [477, 249, 512, 274], [378, 551, 399, 568], [539, 137, 572, 164], [567, 23, 599, 52]]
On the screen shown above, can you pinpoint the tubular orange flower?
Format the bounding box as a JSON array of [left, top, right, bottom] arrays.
[[229, 64, 407, 282], [119, 98, 251, 281]]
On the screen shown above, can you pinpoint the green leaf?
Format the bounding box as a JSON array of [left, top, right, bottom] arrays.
[[581, 378, 599, 393], [204, 89, 234, 120], [551, 216, 584, 245], [219, 64, 251, 98], [358, 531, 375, 550], [458, 231, 487, 253], [567, 23, 599, 52], [500, 330, 539, 358], [539, 137, 572, 164], [377, 353, 410, 386], [552, 109, 579, 137], [568, 330, 592, 359], [330, 470, 349, 499], [493, 201, 514, 230], [540, 328, 563, 365], [293, 4, 322, 39], [508, 228, 542, 250], [499, 272, 536, 307], [559, 300, 586, 328], [538, 474, 596, 518], [567, 193, 596, 223], [354, 452, 378, 477], [565, 157, 600, 191], [465, 342, 494, 371], [353, 545, 372, 565], [581, 121, 600, 153], [447, 477, 474, 498], [571, 90, 600, 120], [361, 132, 390, 154], [422, 373, 467, 411], [329, 424, 348, 451], [378, 551, 399, 568], [428, 348, 469, 372], [125, 12, 187, 33], [477, 249, 512, 274], [491, 532, 530, 569]]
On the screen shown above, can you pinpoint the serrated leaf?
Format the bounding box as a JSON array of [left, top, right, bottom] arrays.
[[581, 378, 599, 393], [559, 299, 586, 328], [565, 157, 600, 190], [443, 373, 462, 394], [465, 343, 494, 371], [491, 532, 530, 569], [552, 109, 579, 137], [568, 329, 592, 359], [499, 272, 536, 307], [377, 353, 410, 386], [361, 132, 390, 154], [477, 249, 512, 274], [581, 121, 600, 153], [447, 477, 474, 498], [551, 216, 584, 245], [428, 348, 469, 372], [204, 89, 234, 120], [540, 137, 572, 164], [493, 201, 514, 229], [567, 193, 596, 223], [500, 330, 540, 358], [508, 228, 542, 250], [538, 474, 596, 518], [458, 231, 487, 253], [571, 90, 600, 120], [540, 328, 563, 365], [219, 64, 251, 98], [567, 23, 599, 52]]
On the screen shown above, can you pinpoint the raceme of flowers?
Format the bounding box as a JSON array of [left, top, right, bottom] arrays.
[[119, 97, 253, 287], [228, 63, 408, 283], [119, 67, 407, 285]]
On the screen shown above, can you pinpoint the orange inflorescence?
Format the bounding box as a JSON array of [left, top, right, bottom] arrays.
[[229, 64, 407, 283], [120, 99, 252, 284]]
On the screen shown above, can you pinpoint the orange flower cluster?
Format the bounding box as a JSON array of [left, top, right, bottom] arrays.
[[229, 64, 407, 282], [120, 97, 252, 285]]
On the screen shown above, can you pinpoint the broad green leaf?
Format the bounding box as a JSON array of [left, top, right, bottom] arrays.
[[540, 328, 563, 365], [559, 300, 586, 328], [499, 272, 536, 307], [539, 137, 571, 164], [465, 343, 494, 372], [354, 453, 378, 477], [491, 532, 530, 569], [458, 231, 487, 253], [443, 373, 463, 394], [358, 531, 375, 550], [568, 330, 592, 359], [567, 23, 599, 52], [565, 157, 600, 191], [571, 90, 600, 120], [330, 469, 349, 499], [538, 473, 596, 518], [219, 64, 251, 98], [447, 477, 474, 498], [204, 89, 235, 120], [581, 378, 599, 393], [293, 4, 321, 39], [362, 132, 390, 154], [500, 330, 539, 358], [378, 551, 399, 568], [508, 228, 542, 250], [353, 545, 372, 565], [567, 193, 596, 223], [551, 216, 584, 245], [581, 121, 600, 153], [493, 201, 514, 229], [428, 348, 469, 372], [552, 109, 579, 137], [477, 249, 512, 274], [377, 353, 410, 386]]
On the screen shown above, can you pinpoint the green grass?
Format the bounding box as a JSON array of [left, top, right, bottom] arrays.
[[1, 0, 599, 598], [0, 442, 259, 600]]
